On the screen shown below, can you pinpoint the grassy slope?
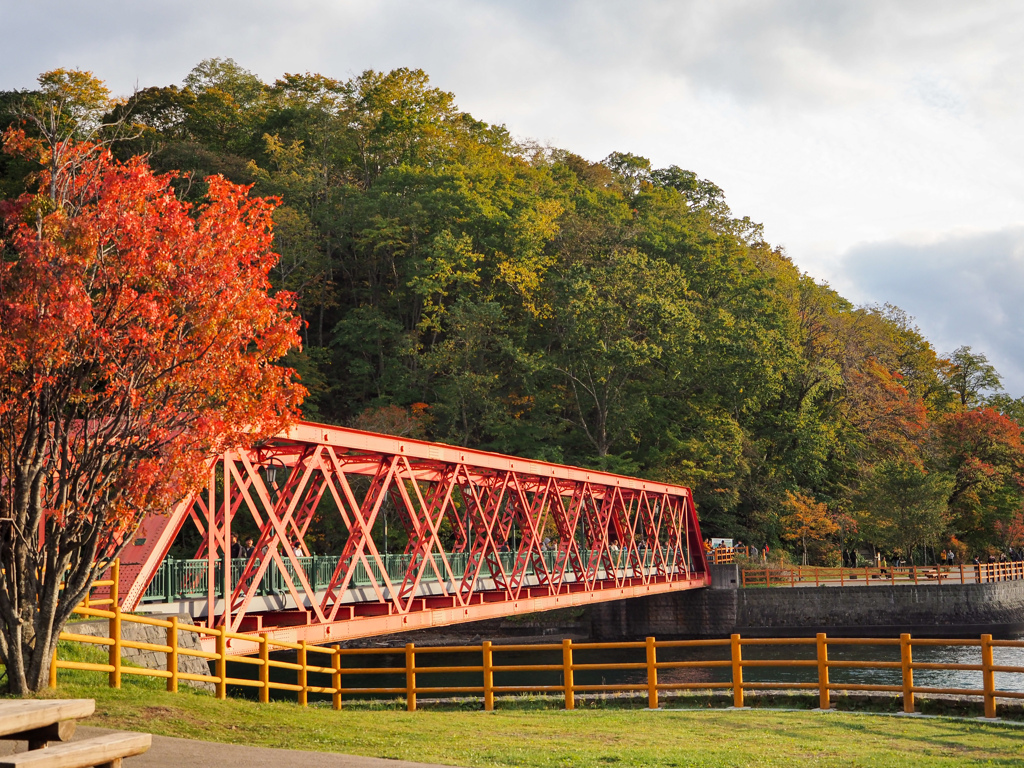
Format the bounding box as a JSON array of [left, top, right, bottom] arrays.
[[11, 644, 1024, 767]]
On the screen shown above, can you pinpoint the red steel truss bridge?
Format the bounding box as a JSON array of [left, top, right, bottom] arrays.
[[110, 421, 709, 653]]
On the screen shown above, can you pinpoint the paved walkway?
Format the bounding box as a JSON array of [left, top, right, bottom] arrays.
[[0, 726, 458, 768]]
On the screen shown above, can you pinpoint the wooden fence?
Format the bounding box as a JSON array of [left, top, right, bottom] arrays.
[[742, 561, 1024, 587]]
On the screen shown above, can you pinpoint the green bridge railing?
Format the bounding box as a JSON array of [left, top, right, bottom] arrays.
[[140, 548, 686, 604]]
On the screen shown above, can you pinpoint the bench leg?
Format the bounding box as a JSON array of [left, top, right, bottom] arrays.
[[3, 720, 78, 751], [96, 760, 123, 768]]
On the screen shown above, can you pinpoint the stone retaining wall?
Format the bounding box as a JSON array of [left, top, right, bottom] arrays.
[[65, 614, 214, 691]]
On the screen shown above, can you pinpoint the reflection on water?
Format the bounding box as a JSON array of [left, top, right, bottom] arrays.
[[224, 639, 1024, 703]]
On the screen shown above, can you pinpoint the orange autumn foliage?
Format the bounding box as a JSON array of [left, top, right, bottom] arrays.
[[0, 130, 304, 691], [780, 490, 839, 565], [845, 358, 928, 461], [0, 133, 304, 535]]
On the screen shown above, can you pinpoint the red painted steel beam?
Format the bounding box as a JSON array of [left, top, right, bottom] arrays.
[[116, 420, 710, 647], [216, 575, 709, 656]]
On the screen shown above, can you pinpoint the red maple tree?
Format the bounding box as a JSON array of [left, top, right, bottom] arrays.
[[846, 358, 928, 461], [936, 408, 1024, 551], [0, 128, 304, 692]]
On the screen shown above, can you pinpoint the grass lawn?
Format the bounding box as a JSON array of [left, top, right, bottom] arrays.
[[25, 675, 1024, 767], [8, 643, 1023, 767]]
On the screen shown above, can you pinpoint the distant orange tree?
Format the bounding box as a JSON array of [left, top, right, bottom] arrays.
[[780, 491, 839, 565], [995, 511, 1024, 550]]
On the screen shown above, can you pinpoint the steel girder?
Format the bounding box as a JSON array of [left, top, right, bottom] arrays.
[[115, 421, 710, 652]]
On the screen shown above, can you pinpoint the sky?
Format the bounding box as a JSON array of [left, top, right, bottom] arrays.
[[3, 0, 1023, 393]]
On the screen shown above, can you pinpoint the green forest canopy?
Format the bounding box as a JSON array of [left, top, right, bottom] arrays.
[[4, 60, 1024, 563]]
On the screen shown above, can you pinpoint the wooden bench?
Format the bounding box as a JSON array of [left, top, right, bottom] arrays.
[[0, 732, 150, 768], [0, 702, 93, 751], [0, 700, 150, 768]]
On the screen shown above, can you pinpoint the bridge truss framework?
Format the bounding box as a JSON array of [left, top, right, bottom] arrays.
[[113, 422, 709, 652]]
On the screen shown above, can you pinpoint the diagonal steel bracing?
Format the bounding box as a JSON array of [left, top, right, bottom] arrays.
[[114, 421, 710, 652]]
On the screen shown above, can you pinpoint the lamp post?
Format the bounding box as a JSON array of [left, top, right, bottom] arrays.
[[262, 457, 284, 500], [260, 456, 287, 594]]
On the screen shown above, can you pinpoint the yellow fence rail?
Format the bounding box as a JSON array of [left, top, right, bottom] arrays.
[[742, 562, 1024, 588], [51, 563, 1024, 718]]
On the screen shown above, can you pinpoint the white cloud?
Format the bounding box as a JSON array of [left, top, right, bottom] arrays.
[[840, 228, 1024, 396], [3, 0, 1024, 385]]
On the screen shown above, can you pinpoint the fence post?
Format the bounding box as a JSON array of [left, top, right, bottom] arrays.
[[215, 629, 227, 700], [816, 633, 829, 710], [405, 643, 417, 712], [960, 564, 964, 585], [167, 616, 179, 693], [108, 560, 121, 689], [562, 639, 575, 710], [981, 634, 997, 719], [731, 634, 744, 708], [298, 639, 308, 707], [482, 641, 494, 711], [646, 637, 659, 709], [259, 636, 270, 704], [49, 646, 57, 690], [900, 633, 914, 713], [331, 646, 342, 711]]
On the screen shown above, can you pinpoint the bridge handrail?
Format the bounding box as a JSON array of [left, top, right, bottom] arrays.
[[741, 561, 1024, 587], [139, 547, 689, 604], [53, 572, 1017, 718]]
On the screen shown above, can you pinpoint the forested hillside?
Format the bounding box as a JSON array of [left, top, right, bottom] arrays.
[[4, 61, 1024, 563]]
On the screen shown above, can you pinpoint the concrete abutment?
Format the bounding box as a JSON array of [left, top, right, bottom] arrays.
[[592, 565, 1024, 639]]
